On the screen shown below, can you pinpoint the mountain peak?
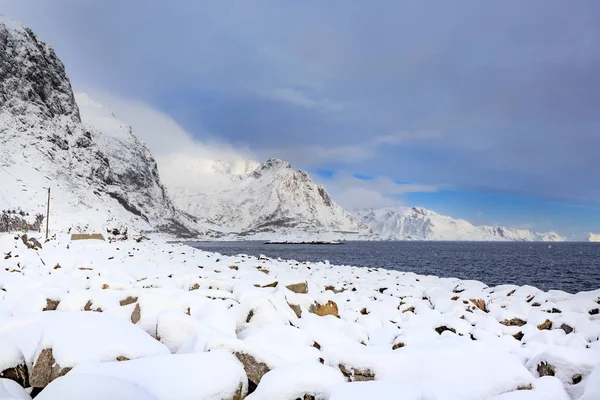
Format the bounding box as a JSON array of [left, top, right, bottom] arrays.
[[261, 158, 291, 170]]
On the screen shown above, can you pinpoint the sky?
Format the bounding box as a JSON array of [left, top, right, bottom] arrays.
[[1, 1, 599, 239]]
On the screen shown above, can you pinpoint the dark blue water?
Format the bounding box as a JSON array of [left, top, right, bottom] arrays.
[[187, 241, 600, 294]]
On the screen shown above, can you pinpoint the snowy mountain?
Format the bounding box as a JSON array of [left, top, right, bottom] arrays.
[[355, 207, 564, 242], [0, 16, 196, 236], [166, 158, 369, 239], [589, 233, 600, 243]]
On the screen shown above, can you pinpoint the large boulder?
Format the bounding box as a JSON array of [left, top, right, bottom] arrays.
[[69, 351, 248, 400], [35, 374, 158, 400], [30, 312, 169, 389]]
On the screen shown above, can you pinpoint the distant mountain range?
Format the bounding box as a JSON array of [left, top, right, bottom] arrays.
[[0, 15, 574, 242], [355, 207, 563, 242]]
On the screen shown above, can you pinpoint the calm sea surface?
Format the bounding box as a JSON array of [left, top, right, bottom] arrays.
[[186, 241, 600, 294]]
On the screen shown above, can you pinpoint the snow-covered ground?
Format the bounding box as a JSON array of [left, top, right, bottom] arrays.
[[1, 233, 599, 399]]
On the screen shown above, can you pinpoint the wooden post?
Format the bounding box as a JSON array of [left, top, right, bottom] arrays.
[[45, 187, 50, 240]]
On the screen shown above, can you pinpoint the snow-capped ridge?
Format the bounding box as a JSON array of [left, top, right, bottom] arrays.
[[589, 233, 600, 243], [0, 17, 197, 236], [167, 158, 369, 239], [356, 206, 564, 242]]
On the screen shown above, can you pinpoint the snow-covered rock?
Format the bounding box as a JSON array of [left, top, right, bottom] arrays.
[[0, 233, 599, 398], [0, 16, 196, 236], [168, 158, 369, 240], [356, 207, 564, 241]]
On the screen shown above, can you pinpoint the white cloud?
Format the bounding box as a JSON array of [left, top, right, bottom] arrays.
[[261, 130, 440, 167], [267, 87, 345, 112], [80, 90, 257, 190], [318, 171, 439, 210]]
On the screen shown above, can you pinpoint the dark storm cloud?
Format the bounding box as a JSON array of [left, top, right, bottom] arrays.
[[1, 0, 599, 204]]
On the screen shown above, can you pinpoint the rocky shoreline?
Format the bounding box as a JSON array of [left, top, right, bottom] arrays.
[[1, 233, 599, 399]]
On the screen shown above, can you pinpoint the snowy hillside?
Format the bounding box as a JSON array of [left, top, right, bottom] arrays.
[[0, 16, 196, 236], [356, 207, 564, 242], [167, 159, 369, 239]]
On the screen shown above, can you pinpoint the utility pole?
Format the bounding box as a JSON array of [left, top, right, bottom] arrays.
[[45, 187, 50, 240]]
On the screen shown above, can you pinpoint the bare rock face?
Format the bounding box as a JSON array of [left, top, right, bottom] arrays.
[[285, 282, 308, 294], [30, 348, 71, 389], [309, 300, 339, 318]]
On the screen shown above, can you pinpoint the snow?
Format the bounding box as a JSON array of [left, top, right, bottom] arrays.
[[70, 351, 247, 400], [329, 381, 422, 400], [34, 312, 170, 367], [1, 14, 599, 400], [1, 234, 598, 398], [167, 158, 370, 240], [0, 379, 30, 400], [589, 233, 600, 243], [245, 364, 345, 400], [355, 207, 564, 242], [35, 374, 158, 400]]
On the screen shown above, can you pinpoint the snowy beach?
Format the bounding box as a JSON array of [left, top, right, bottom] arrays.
[[2, 233, 600, 400]]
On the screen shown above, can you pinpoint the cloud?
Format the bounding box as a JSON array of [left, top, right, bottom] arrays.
[[82, 91, 257, 191], [261, 130, 440, 166], [2, 0, 599, 212], [267, 88, 345, 112], [317, 171, 439, 210]]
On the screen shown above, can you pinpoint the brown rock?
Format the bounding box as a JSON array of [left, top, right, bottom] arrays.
[[517, 384, 533, 390], [116, 356, 130, 362], [573, 374, 582, 384], [451, 296, 459, 301], [285, 282, 308, 294], [43, 298, 59, 311], [229, 265, 239, 270], [338, 364, 375, 382], [513, 332, 524, 341], [324, 285, 345, 294], [392, 342, 405, 350], [469, 299, 488, 312], [309, 301, 339, 318], [0, 363, 29, 388], [360, 307, 368, 315], [500, 318, 527, 327], [537, 319, 552, 330], [30, 348, 72, 388], [402, 306, 415, 313], [102, 284, 109, 289], [288, 303, 302, 318], [259, 281, 278, 288], [190, 283, 200, 290], [131, 303, 141, 324], [537, 362, 555, 377], [234, 352, 270, 388], [119, 296, 138, 306]]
